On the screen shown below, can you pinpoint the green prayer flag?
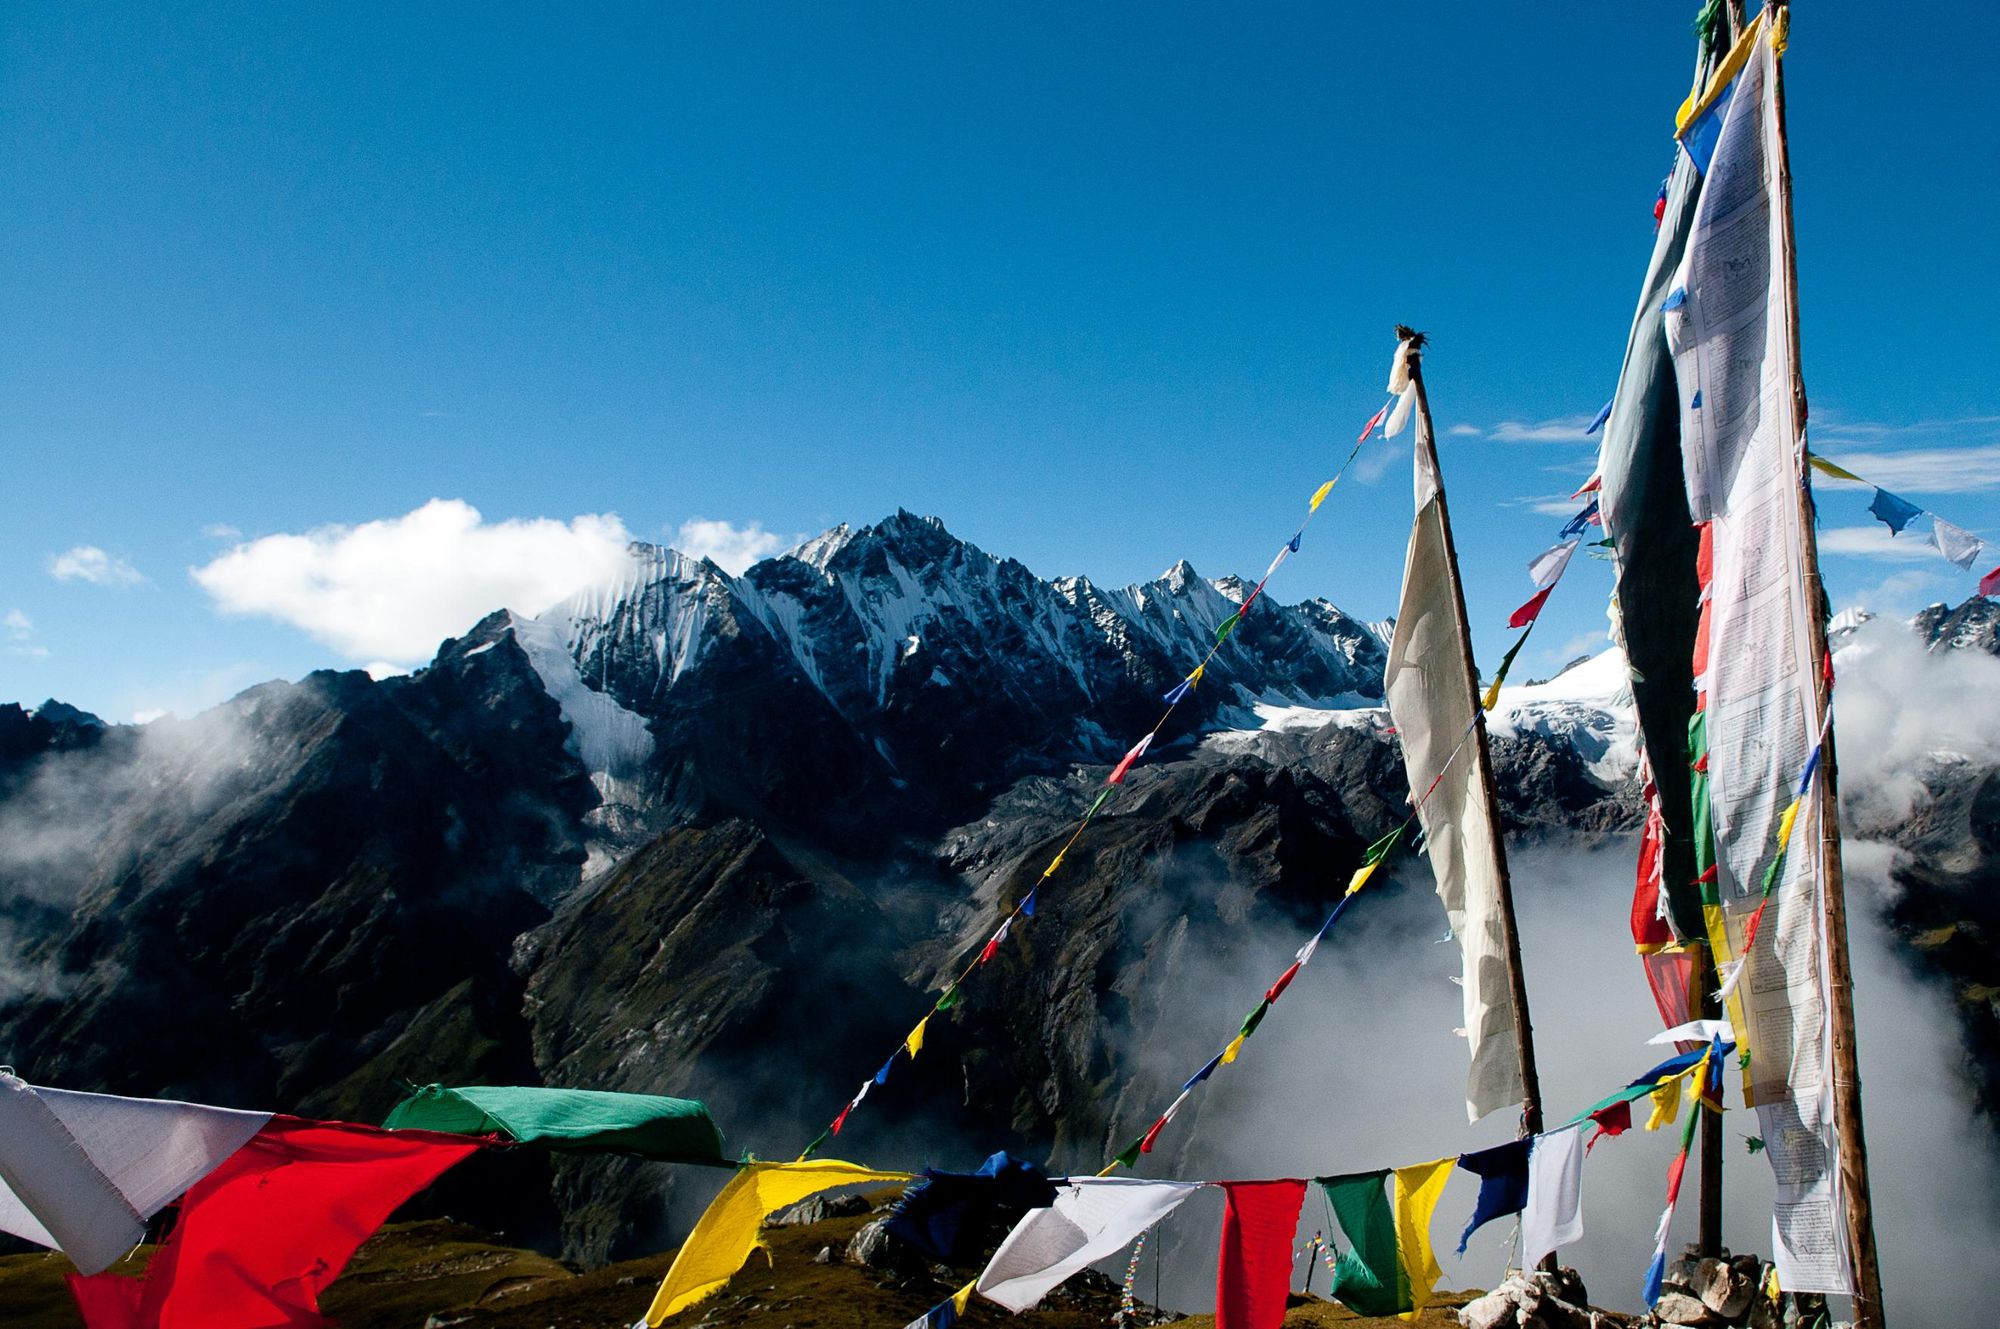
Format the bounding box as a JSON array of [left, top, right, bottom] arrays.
[[383, 1084, 729, 1166], [1215, 613, 1240, 644], [935, 983, 961, 1012], [1745, 1135, 1765, 1155], [799, 1127, 831, 1160], [1363, 826, 1403, 865], [1239, 999, 1271, 1039], [1087, 789, 1112, 817], [1112, 1134, 1146, 1170], [1321, 1171, 1408, 1318]]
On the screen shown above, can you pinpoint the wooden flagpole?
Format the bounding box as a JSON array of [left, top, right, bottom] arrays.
[[1404, 335, 1548, 1157], [1767, 8, 1886, 1324]]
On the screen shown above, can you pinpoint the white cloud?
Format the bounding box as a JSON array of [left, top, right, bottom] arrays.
[[1806, 443, 2000, 495], [670, 518, 792, 574], [191, 499, 635, 663], [1446, 424, 1483, 437], [48, 546, 146, 587], [364, 661, 410, 680], [4, 610, 30, 640], [1816, 524, 1949, 562], [202, 523, 242, 541], [131, 709, 168, 725], [1486, 415, 1598, 444]]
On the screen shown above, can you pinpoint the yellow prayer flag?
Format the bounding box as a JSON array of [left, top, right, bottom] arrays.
[[644, 1160, 913, 1323], [1220, 1032, 1248, 1065], [1308, 479, 1335, 512], [1189, 663, 1205, 686], [1807, 453, 1865, 484], [1345, 860, 1381, 897], [1676, 13, 1764, 131], [1645, 1075, 1683, 1132], [1774, 799, 1801, 852], [905, 1016, 929, 1059], [1479, 677, 1503, 712], [1391, 1157, 1455, 1319], [1043, 852, 1065, 878], [950, 1282, 976, 1314]]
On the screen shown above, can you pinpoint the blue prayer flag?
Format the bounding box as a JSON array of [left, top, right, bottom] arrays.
[[1021, 888, 1037, 918], [875, 1054, 898, 1087], [1287, 532, 1302, 553], [1868, 488, 1924, 534], [1455, 1138, 1531, 1254], [1584, 398, 1614, 435], [1560, 500, 1600, 538], [1183, 1052, 1225, 1093], [1662, 287, 1688, 312]]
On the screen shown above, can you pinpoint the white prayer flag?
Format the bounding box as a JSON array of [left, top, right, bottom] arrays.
[[1522, 1125, 1585, 1268], [977, 1177, 1202, 1312]]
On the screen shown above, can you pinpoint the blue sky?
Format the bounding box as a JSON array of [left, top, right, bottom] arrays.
[[5, 2, 1997, 721]]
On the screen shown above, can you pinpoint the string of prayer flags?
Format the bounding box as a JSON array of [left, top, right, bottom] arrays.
[[1107, 734, 1153, 785], [1714, 716, 1830, 1004], [1454, 1138, 1530, 1254], [1522, 1125, 1586, 1270], [1808, 449, 1990, 577], [1322, 1159, 1452, 1319], [645, 1159, 913, 1323], [976, 1178, 1203, 1313], [795, 382, 1388, 1156], [1215, 1180, 1308, 1329], [1641, 1043, 1722, 1307], [0, 1072, 272, 1277], [68, 1117, 481, 1329]]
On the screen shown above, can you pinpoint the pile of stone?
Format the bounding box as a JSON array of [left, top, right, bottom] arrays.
[[1458, 1266, 1633, 1329]]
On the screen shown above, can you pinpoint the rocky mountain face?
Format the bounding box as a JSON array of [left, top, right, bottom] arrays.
[[0, 512, 1989, 1268]]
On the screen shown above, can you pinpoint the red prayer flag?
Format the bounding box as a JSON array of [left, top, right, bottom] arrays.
[[1981, 565, 2000, 598], [1631, 785, 1672, 952], [1107, 733, 1153, 786], [1139, 1114, 1170, 1155], [1263, 961, 1303, 1005], [1357, 401, 1389, 442], [67, 1117, 478, 1329], [1586, 1100, 1633, 1152], [1214, 1179, 1307, 1329], [1507, 586, 1554, 629], [829, 1103, 854, 1136]]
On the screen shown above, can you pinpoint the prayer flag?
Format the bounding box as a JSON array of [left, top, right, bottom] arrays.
[[874, 1055, 898, 1088], [1868, 488, 1923, 534], [1358, 401, 1391, 443], [1215, 613, 1241, 644], [977, 1178, 1202, 1313], [1571, 473, 1603, 500], [1183, 1053, 1225, 1092], [905, 1017, 930, 1059], [1932, 515, 1985, 570], [68, 1117, 480, 1329], [1560, 500, 1600, 538], [1982, 565, 2000, 598], [935, 983, 961, 1012], [644, 1160, 913, 1323], [1481, 628, 1533, 711], [1527, 539, 1581, 591], [0, 1074, 272, 1277], [1215, 1180, 1307, 1329], [1521, 1126, 1586, 1269], [1021, 888, 1037, 918], [1108, 733, 1153, 785], [887, 1153, 1057, 1266], [1264, 960, 1304, 1004], [1454, 1138, 1530, 1254], [1264, 545, 1292, 580], [1309, 480, 1335, 512], [1288, 532, 1302, 553], [1586, 1101, 1632, 1152], [1507, 586, 1556, 629], [1807, 453, 1866, 484], [1584, 398, 1614, 435], [1384, 386, 1416, 438], [1220, 1032, 1248, 1065], [381, 1084, 727, 1165], [1322, 1159, 1452, 1319]]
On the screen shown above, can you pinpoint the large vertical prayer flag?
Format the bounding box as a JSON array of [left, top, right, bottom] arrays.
[[1322, 1159, 1452, 1320], [67, 1117, 479, 1329], [1521, 1126, 1586, 1269], [645, 1160, 913, 1322], [1214, 1180, 1307, 1329], [1383, 353, 1525, 1123], [0, 1074, 272, 1278], [977, 1178, 1203, 1313]]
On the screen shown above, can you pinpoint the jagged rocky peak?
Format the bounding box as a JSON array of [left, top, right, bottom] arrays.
[[1915, 597, 2000, 656]]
